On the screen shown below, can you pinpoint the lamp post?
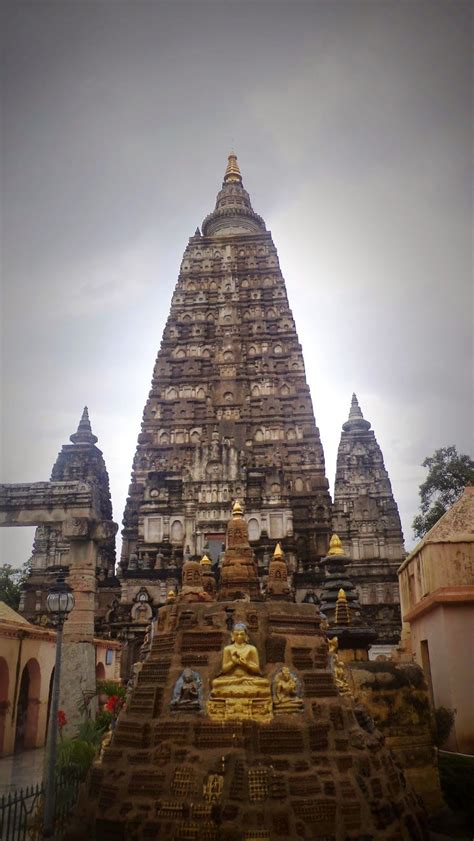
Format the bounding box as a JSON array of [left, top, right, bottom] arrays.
[[43, 574, 75, 838]]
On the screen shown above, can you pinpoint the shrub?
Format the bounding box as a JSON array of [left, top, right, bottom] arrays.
[[96, 710, 114, 732], [438, 752, 474, 831], [434, 706, 456, 747], [57, 739, 97, 779]]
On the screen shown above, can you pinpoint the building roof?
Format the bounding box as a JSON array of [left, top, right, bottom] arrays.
[[0, 601, 33, 626], [399, 486, 474, 572], [422, 486, 474, 543]]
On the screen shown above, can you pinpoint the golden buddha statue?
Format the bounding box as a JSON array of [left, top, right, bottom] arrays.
[[328, 635, 352, 697], [207, 623, 273, 722]]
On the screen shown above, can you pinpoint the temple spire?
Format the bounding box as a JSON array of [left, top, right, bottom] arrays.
[[201, 152, 265, 237], [342, 393, 371, 432], [69, 406, 98, 445], [223, 151, 242, 184]]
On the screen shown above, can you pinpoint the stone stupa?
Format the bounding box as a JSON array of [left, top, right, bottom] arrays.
[[67, 504, 426, 841]]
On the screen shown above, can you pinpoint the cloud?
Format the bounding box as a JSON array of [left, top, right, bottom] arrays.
[[2, 0, 472, 565]]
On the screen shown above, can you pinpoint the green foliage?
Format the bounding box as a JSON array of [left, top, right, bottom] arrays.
[[96, 710, 114, 731], [433, 706, 456, 748], [96, 679, 126, 699], [412, 446, 474, 539], [75, 717, 108, 746], [56, 738, 97, 779], [56, 710, 112, 780], [0, 562, 29, 610]]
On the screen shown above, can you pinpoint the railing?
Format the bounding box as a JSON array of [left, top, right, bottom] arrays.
[[0, 770, 81, 841]]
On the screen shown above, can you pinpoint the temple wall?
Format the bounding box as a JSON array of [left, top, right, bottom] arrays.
[[348, 660, 444, 815]]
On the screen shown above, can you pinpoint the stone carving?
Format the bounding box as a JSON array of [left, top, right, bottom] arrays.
[[329, 636, 352, 697], [272, 667, 304, 713], [207, 622, 272, 722], [170, 668, 203, 712], [203, 772, 224, 802]]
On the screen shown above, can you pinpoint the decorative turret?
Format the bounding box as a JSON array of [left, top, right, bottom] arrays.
[[333, 394, 405, 647], [180, 556, 211, 603], [320, 533, 376, 657], [69, 406, 98, 445], [335, 588, 351, 625], [200, 553, 217, 598], [20, 407, 117, 630], [219, 502, 261, 600], [201, 152, 266, 237], [266, 542, 292, 600], [342, 393, 371, 432]]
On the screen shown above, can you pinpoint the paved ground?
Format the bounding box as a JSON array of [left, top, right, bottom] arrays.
[[0, 747, 45, 796]]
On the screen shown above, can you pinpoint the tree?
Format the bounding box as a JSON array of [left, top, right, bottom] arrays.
[[0, 563, 27, 610], [412, 446, 474, 540]]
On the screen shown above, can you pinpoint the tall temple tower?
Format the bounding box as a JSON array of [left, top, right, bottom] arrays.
[[120, 153, 332, 604], [332, 394, 405, 644], [21, 408, 117, 627]]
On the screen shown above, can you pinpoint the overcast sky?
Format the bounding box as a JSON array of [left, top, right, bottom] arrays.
[[1, 0, 472, 566]]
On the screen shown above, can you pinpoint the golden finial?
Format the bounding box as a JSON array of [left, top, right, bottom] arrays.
[[200, 553, 212, 566], [167, 589, 176, 603], [224, 151, 242, 184], [335, 588, 351, 626], [273, 542, 284, 560], [328, 534, 345, 556], [232, 500, 243, 517]]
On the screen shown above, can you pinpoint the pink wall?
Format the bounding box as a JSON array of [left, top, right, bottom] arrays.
[[411, 604, 474, 753]]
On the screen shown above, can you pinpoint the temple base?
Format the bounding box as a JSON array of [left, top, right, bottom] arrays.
[[207, 696, 273, 723]]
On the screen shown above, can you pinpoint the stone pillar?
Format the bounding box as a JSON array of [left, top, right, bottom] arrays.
[[61, 518, 117, 734]]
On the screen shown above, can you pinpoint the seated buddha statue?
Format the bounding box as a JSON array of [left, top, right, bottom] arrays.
[[273, 666, 304, 713], [209, 623, 271, 700]]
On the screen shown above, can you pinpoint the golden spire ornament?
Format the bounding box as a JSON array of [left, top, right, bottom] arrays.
[[328, 534, 345, 556], [232, 500, 244, 517], [335, 588, 351, 626], [224, 151, 242, 184], [200, 553, 212, 566], [273, 542, 284, 559]]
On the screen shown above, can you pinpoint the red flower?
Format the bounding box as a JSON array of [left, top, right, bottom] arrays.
[[57, 710, 67, 729], [105, 695, 120, 713]]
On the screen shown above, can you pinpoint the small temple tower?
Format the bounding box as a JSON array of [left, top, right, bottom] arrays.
[[266, 542, 292, 600], [20, 408, 118, 629], [219, 501, 260, 600], [332, 394, 405, 647], [320, 534, 377, 660]]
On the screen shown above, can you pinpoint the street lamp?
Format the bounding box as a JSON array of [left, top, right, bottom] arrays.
[[43, 574, 75, 838]]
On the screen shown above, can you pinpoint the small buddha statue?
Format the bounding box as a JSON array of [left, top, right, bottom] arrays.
[[273, 667, 304, 713], [171, 668, 202, 711]]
